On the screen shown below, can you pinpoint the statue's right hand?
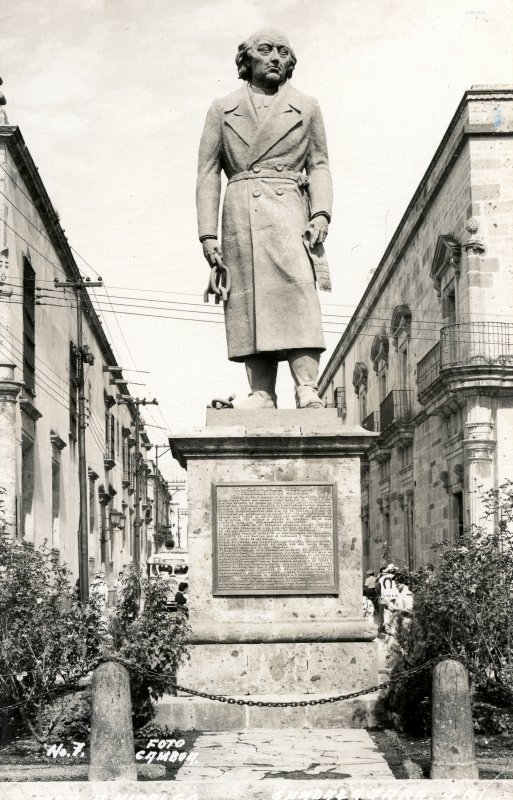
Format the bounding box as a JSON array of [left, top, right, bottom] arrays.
[[202, 238, 223, 267]]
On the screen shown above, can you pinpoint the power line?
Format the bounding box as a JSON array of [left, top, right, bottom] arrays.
[[0, 343, 71, 415], [1, 295, 499, 345], [7, 274, 513, 326], [0, 320, 70, 394]]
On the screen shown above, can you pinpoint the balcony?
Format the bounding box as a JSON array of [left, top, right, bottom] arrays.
[[441, 322, 513, 368], [122, 467, 133, 489], [417, 322, 513, 397], [362, 411, 380, 432], [325, 386, 347, 417], [104, 443, 115, 471], [380, 390, 413, 432]]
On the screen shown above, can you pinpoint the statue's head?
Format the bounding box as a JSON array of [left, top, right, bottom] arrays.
[[236, 28, 297, 83]]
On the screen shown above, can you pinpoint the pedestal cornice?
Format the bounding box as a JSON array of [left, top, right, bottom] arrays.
[[170, 409, 377, 468], [170, 428, 376, 469], [189, 619, 376, 644]]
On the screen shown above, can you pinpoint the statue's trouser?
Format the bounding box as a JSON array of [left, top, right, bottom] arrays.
[[243, 349, 324, 408]]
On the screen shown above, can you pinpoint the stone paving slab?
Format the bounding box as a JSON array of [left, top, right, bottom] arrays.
[[173, 728, 394, 782]]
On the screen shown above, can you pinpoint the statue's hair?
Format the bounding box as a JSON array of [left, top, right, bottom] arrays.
[[235, 37, 297, 81]]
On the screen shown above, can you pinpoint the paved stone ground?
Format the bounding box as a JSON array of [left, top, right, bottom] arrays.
[[172, 728, 395, 782]]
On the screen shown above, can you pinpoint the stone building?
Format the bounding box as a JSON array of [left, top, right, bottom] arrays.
[[320, 86, 513, 571], [0, 112, 166, 588]]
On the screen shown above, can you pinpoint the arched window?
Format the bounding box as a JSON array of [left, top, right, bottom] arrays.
[[371, 335, 389, 403]]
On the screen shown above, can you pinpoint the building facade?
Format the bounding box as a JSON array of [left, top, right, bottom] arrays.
[[0, 116, 170, 591], [320, 86, 513, 572]]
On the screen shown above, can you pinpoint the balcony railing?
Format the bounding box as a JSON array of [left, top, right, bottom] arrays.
[[417, 342, 441, 395], [325, 386, 347, 416], [441, 322, 513, 368], [417, 322, 513, 396], [104, 442, 115, 470], [362, 411, 380, 432], [380, 390, 413, 431]]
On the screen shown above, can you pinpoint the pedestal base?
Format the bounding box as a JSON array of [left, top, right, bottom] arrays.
[[180, 640, 377, 695], [168, 410, 378, 729], [155, 692, 379, 730]]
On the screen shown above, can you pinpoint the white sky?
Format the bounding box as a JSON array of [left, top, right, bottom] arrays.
[[1, 0, 512, 479]]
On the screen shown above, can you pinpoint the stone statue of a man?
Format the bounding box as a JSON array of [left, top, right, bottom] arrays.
[[197, 29, 332, 409]]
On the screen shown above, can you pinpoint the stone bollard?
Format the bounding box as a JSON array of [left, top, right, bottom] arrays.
[[430, 658, 479, 779], [88, 659, 137, 781]]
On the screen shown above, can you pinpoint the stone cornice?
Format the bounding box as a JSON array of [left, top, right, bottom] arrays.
[[430, 235, 461, 297], [189, 619, 376, 644], [169, 426, 377, 469]]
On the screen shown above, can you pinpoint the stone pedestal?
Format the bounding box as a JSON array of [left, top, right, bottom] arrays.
[[162, 409, 378, 729]]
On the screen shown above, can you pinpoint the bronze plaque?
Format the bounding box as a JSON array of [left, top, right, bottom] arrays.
[[212, 482, 338, 595]]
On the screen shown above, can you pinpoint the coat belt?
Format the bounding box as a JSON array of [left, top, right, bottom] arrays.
[[227, 169, 309, 187]]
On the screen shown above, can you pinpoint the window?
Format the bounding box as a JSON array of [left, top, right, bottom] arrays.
[[51, 445, 61, 550], [442, 283, 457, 325], [89, 475, 97, 534], [380, 458, 390, 482], [23, 260, 36, 391], [399, 343, 409, 390], [453, 491, 464, 541], [359, 388, 367, 424], [69, 342, 78, 438], [370, 335, 389, 403], [352, 363, 368, 424], [21, 433, 35, 542], [378, 363, 387, 403], [401, 445, 413, 470], [105, 411, 115, 462], [122, 437, 131, 483]]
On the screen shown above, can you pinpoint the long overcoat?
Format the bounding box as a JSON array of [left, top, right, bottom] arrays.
[[197, 81, 333, 361]]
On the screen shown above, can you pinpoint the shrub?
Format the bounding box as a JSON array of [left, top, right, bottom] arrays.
[[0, 535, 104, 743], [0, 521, 189, 741], [383, 481, 513, 735], [109, 563, 190, 730]]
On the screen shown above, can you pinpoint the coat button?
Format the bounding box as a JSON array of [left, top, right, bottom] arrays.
[[253, 189, 261, 197], [276, 163, 284, 171], [252, 164, 261, 173], [276, 187, 284, 196]]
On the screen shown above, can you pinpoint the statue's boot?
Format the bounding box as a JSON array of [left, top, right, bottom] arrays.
[[237, 354, 278, 409], [288, 349, 326, 409]]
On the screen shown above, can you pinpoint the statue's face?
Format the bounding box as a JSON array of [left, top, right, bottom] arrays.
[[249, 34, 292, 87]]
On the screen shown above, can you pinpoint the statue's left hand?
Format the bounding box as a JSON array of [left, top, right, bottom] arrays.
[[304, 215, 329, 248]]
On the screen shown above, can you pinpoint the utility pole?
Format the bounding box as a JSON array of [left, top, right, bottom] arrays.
[[55, 277, 103, 602], [117, 396, 158, 564], [154, 445, 170, 553]]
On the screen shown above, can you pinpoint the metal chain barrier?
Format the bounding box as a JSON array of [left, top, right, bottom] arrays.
[[2, 652, 512, 714], [102, 652, 513, 708]]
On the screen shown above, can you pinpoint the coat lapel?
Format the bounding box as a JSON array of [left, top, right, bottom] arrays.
[[221, 86, 258, 148], [247, 82, 302, 165]]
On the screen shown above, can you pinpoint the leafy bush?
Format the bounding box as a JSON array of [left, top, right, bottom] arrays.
[[0, 518, 189, 742], [383, 482, 513, 735], [0, 535, 104, 743]]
